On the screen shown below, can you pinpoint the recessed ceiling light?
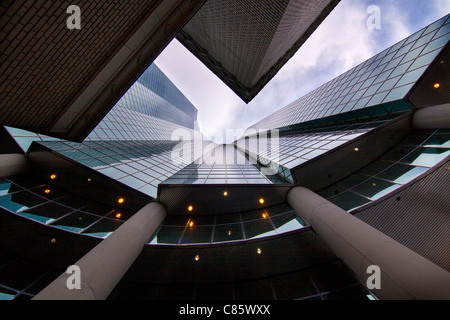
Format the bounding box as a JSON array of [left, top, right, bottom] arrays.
[[259, 198, 265, 204], [257, 248, 262, 254], [115, 213, 122, 218], [118, 198, 124, 204], [195, 255, 199, 261], [44, 189, 51, 194], [434, 83, 440, 89], [188, 205, 193, 212], [223, 191, 228, 196], [50, 174, 56, 180]]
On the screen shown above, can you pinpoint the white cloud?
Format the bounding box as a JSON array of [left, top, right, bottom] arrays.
[[154, 40, 245, 143], [234, 0, 384, 134], [433, 0, 450, 17], [155, 0, 449, 144]]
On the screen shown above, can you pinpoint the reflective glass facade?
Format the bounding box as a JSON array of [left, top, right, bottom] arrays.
[[249, 14, 449, 132], [5, 63, 201, 198], [150, 203, 306, 245], [137, 64, 198, 121], [237, 115, 393, 172], [317, 129, 450, 212], [236, 14, 449, 198], [3, 15, 448, 214], [1, 4, 448, 303], [0, 175, 129, 239], [5, 14, 448, 199], [39, 140, 204, 198], [162, 144, 290, 185]]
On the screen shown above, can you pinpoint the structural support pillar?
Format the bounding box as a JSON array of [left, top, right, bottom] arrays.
[[0, 153, 30, 178], [287, 186, 450, 300], [411, 103, 450, 129], [33, 201, 167, 300]]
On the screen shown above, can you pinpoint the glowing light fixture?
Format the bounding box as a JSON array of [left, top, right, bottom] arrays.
[[118, 198, 125, 204], [115, 213, 122, 219], [259, 198, 265, 204], [223, 191, 228, 196], [44, 189, 51, 194], [188, 205, 193, 212], [195, 255, 200, 261], [257, 248, 262, 254], [354, 147, 359, 152], [188, 221, 194, 228], [434, 83, 440, 89], [50, 174, 56, 180]]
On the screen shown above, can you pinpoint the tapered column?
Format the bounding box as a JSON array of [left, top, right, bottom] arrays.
[[287, 186, 450, 300], [33, 201, 167, 300], [0, 153, 30, 177], [411, 103, 450, 129]]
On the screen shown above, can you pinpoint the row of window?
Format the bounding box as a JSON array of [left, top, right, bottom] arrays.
[[250, 14, 449, 131], [150, 203, 306, 245], [137, 63, 198, 119], [317, 129, 450, 212], [0, 176, 128, 239], [238, 115, 392, 171]]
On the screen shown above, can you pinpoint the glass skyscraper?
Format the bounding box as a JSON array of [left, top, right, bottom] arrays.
[[5, 63, 202, 198], [0, 8, 448, 301]]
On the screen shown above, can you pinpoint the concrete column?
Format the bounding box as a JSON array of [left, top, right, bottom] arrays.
[[287, 186, 450, 300], [0, 153, 30, 177], [411, 103, 450, 129], [33, 201, 167, 300]]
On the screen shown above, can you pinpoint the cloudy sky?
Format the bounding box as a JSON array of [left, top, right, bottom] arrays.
[[154, 0, 450, 144]]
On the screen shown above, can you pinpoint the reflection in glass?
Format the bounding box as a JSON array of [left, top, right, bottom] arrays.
[[0, 287, 16, 300], [150, 203, 305, 245], [0, 191, 47, 214], [320, 129, 450, 211], [49, 211, 101, 233], [243, 219, 276, 239], [353, 178, 400, 200], [403, 148, 450, 167], [329, 191, 371, 212], [81, 219, 123, 238], [378, 164, 428, 184], [181, 226, 213, 244], [214, 224, 244, 243]]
